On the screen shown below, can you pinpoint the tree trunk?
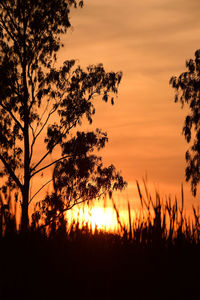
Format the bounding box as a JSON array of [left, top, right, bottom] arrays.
[[21, 33, 30, 233], [21, 187, 29, 233], [21, 102, 30, 234]]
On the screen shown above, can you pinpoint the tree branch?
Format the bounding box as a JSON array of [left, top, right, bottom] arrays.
[[30, 118, 79, 175], [30, 105, 57, 161], [27, 62, 36, 110], [65, 193, 103, 211], [30, 99, 50, 139], [29, 179, 53, 204], [30, 77, 108, 179], [31, 153, 72, 178]]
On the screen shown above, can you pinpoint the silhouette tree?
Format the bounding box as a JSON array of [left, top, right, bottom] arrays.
[[0, 0, 126, 233], [170, 49, 200, 196]]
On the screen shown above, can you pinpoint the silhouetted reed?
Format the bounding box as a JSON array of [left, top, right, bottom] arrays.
[[1, 181, 200, 246], [97, 180, 199, 250]]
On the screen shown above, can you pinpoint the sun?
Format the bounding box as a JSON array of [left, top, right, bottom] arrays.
[[89, 207, 118, 231], [67, 205, 119, 232]]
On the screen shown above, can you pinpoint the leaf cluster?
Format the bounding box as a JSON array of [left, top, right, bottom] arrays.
[[170, 49, 200, 195]]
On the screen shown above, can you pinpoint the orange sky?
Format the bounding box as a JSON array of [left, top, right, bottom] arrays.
[[56, 0, 200, 211], [31, 0, 200, 213]]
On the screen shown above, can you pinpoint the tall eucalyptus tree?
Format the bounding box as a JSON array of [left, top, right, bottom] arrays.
[[0, 0, 126, 233]]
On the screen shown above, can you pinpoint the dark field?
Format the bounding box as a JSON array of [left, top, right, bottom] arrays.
[[1, 188, 200, 300], [1, 228, 200, 300]]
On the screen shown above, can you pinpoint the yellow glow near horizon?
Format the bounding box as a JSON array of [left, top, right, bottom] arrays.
[[89, 207, 118, 230], [65, 201, 136, 233], [66, 206, 118, 231]]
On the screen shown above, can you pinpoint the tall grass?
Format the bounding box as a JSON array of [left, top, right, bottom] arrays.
[[1, 181, 200, 248], [108, 180, 200, 247]]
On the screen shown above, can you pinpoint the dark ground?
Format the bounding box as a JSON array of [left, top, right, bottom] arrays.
[[1, 232, 200, 300]]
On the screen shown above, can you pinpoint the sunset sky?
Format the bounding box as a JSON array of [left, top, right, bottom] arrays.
[[57, 0, 200, 211], [42, 0, 200, 212]]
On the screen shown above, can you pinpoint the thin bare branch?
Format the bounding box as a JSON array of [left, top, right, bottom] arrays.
[[30, 123, 35, 140], [66, 193, 104, 211], [30, 118, 79, 175], [29, 179, 53, 204], [30, 100, 50, 139], [31, 106, 57, 148], [31, 153, 71, 178], [27, 62, 36, 108]]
